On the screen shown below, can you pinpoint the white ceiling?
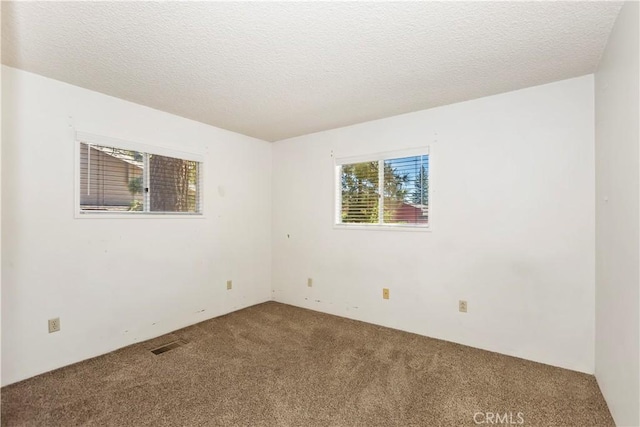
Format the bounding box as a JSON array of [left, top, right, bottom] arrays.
[[2, 1, 623, 142]]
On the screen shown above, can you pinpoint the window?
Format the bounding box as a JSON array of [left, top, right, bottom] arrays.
[[336, 148, 429, 228], [77, 133, 202, 215]]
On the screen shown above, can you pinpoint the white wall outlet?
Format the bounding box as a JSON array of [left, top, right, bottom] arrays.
[[307, 278, 313, 287], [459, 300, 468, 313], [226, 280, 232, 290], [48, 318, 61, 333]]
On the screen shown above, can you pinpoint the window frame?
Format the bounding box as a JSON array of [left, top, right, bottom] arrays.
[[74, 131, 205, 219], [334, 147, 431, 231]]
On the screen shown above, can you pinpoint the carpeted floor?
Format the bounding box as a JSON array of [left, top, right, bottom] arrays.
[[1, 302, 613, 426]]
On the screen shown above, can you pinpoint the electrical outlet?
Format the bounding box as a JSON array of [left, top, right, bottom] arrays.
[[459, 300, 468, 313], [226, 280, 232, 290], [48, 318, 61, 333], [383, 288, 390, 300], [307, 278, 313, 287]]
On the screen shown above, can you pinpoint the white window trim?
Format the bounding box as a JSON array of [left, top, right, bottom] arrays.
[[74, 131, 205, 219], [333, 146, 431, 232]]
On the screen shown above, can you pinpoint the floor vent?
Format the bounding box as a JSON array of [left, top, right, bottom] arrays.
[[151, 340, 187, 355]]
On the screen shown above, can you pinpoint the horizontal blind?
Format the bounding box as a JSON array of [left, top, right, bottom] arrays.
[[336, 151, 429, 227], [79, 142, 202, 214], [148, 153, 199, 213], [383, 155, 429, 225], [79, 143, 145, 212], [340, 161, 380, 223]]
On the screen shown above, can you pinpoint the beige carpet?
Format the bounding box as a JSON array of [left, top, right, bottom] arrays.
[[1, 302, 613, 426]]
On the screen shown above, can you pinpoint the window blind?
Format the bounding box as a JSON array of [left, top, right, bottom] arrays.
[[337, 151, 429, 227], [79, 142, 201, 214]]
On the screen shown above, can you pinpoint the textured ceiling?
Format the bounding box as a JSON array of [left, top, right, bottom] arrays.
[[2, 1, 623, 142]]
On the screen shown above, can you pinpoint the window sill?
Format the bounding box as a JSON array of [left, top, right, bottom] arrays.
[[333, 223, 431, 232], [75, 211, 205, 219]]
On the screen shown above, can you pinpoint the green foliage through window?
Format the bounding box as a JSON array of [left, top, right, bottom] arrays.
[[339, 154, 428, 226]]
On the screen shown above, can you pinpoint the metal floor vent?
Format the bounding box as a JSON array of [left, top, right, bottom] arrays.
[[151, 339, 187, 355]]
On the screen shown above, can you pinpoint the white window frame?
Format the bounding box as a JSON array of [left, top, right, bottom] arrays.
[[334, 147, 430, 231], [74, 131, 205, 219]]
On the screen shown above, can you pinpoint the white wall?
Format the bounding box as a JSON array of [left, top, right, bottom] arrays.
[[594, 2, 640, 426], [272, 75, 595, 374], [1, 66, 272, 386]]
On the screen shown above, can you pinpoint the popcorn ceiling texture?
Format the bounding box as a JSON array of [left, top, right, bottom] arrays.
[[1, 1, 622, 142]]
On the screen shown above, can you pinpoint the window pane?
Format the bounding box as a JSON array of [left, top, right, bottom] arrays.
[[79, 143, 144, 212], [149, 154, 199, 213], [383, 155, 429, 225], [340, 161, 379, 223]]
